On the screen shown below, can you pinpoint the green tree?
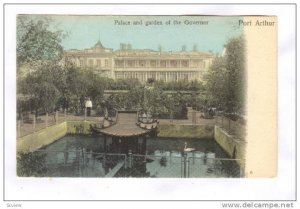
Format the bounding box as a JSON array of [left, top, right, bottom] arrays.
[[206, 36, 245, 114], [206, 56, 227, 109], [65, 67, 100, 114], [17, 152, 47, 177], [17, 15, 65, 70], [18, 63, 63, 116], [17, 15, 67, 117], [225, 36, 245, 113]]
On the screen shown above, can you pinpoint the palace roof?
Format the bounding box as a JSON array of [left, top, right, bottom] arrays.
[[64, 40, 213, 58], [94, 40, 104, 49]]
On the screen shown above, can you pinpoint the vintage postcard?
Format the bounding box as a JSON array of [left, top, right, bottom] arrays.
[[7, 1, 300, 203], [15, 15, 277, 179]]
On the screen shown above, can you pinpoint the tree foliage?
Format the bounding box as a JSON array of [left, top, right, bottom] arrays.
[[225, 36, 245, 113], [206, 56, 227, 109], [17, 152, 47, 177], [17, 15, 65, 69], [105, 87, 189, 119], [18, 63, 62, 115], [16, 15, 208, 120], [206, 36, 245, 113]]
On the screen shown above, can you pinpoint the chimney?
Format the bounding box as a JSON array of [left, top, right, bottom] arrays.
[[193, 44, 198, 51], [120, 43, 126, 50], [158, 45, 162, 52]]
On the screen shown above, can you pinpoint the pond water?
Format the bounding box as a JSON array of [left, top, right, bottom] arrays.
[[35, 135, 241, 178]]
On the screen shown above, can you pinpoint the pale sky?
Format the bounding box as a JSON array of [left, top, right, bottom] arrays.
[[45, 15, 244, 54]]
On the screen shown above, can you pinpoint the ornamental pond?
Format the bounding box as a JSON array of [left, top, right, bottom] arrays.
[[34, 135, 242, 178]]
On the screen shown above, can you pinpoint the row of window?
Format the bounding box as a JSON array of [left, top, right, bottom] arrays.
[[78, 59, 109, 68], [114, 71, 202, 82], [114, 59, 205, 68], [74, 58, 206, 69]]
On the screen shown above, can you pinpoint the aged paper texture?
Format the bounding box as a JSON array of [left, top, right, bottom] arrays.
[[244, 16, 277, 177], [15, 15, 277, 178], [5, 3, 296, 202]]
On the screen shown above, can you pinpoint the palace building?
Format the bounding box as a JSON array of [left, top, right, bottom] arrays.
[[63, 40, 214, 82]]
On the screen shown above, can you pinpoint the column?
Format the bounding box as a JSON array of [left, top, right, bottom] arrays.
[[183, 152, 188, 178], [142, 137, 147, 155], [137, 72, 141, 81], [33, 113, 36, 132], [84, 57, 88, 67], [104, 135, 107, 153], [55, 111, 58, 124], [45, 112, 48, 128], [166, 72, 168, 82], [135, 137, 139, 154], [128, 149, 132, 168], [17, 120, 21, 138], [64, 108, 67, 121], [77, 58, 80, 67]]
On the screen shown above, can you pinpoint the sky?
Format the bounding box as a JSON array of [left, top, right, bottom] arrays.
[[45, 15, 244, 54]]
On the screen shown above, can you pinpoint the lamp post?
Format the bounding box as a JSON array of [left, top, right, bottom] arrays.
[[144, 84, 154, 121], [183, 152, 188, 178]]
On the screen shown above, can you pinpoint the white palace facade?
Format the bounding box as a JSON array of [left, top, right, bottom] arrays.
[[63, 40, 214, 83]]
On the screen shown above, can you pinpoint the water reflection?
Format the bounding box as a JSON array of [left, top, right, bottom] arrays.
[[36, 135, 241, 178]]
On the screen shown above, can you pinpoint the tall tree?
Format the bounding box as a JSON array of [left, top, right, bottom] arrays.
[[17, 15, 65, 70], [207, 36, 245, 113], [18, 63, 62, 116], [206, 56, 227, 109], [225, 36, 245, 113]]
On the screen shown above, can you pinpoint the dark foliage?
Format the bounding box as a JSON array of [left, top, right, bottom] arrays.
[[17, 152, 47, 177]]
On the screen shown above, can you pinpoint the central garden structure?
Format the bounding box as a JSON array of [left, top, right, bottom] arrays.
[[91, 110, 159, 155]]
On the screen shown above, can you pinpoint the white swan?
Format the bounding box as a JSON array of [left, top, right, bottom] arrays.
[[184, 142, 195, 152]]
